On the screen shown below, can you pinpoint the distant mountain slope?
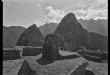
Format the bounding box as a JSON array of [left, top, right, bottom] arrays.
[[79, 19, 108, 36], [3, 26, 26, 48], [87, 32, 108, 51], [39, 23, 58, 36], [54, 13, 108, 51]]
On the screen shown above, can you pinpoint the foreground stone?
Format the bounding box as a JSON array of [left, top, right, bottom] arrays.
[[3, 55, 108, 75], [17, 60, 38, 75], [69, 62, 95, 75]]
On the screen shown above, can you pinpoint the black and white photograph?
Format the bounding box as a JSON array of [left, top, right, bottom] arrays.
[[3, 0, 108, 75]]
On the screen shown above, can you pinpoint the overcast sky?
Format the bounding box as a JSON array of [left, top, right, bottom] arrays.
[[3, 0, 108, 27]]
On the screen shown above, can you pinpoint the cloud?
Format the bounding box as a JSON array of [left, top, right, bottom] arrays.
[[64, 0, 107, 20], [63, 0, 108, 20], [45, 0, 108, 22], [37, 4, 41, 7], [3, 0, 42, 2], [86, 9, 107, 20], [45, 6, 65, 23], [4, 0, 107, 28], [33, 20, 45, 27], [2, 0, 4, 2], [42, 4, 108, 24], [45, 5, 107, 23], [33, 6, 65, 26], [73, 9, 107, 20]]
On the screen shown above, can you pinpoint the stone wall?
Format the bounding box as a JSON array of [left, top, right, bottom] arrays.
[[3, 47, 43, 60], [3, 50, 20, 60], [22, 47, 42, 56]]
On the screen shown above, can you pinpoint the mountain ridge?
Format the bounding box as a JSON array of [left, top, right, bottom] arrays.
[[3, 26, 26, 48], [3, 15, 108, 48]]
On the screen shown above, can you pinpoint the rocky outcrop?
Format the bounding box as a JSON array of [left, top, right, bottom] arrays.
[[16, 24, 44, 47], [39, 23, 58, 36], [54, 13, 108, 51], [17, 60, 37, 75]]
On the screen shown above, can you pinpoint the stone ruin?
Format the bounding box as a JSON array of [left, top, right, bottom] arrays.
[[17, 34, 98, 75]]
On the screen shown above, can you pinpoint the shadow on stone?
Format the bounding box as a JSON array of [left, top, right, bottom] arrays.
[[17, 60, 38, 75], [69, 62, 95, 75], [80, 55, 105, 63], [77, 50, 108, 63], [84, 70, 95, 75]]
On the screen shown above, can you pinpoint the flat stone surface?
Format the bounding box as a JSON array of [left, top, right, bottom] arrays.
[[3, 59, 24, 75]]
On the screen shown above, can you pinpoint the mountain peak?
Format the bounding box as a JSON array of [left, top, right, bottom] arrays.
[[63, 12, 77, 22], [28, 24, 37, 29], [66, 13, 76, 17], [54, 13, 82, 34]]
